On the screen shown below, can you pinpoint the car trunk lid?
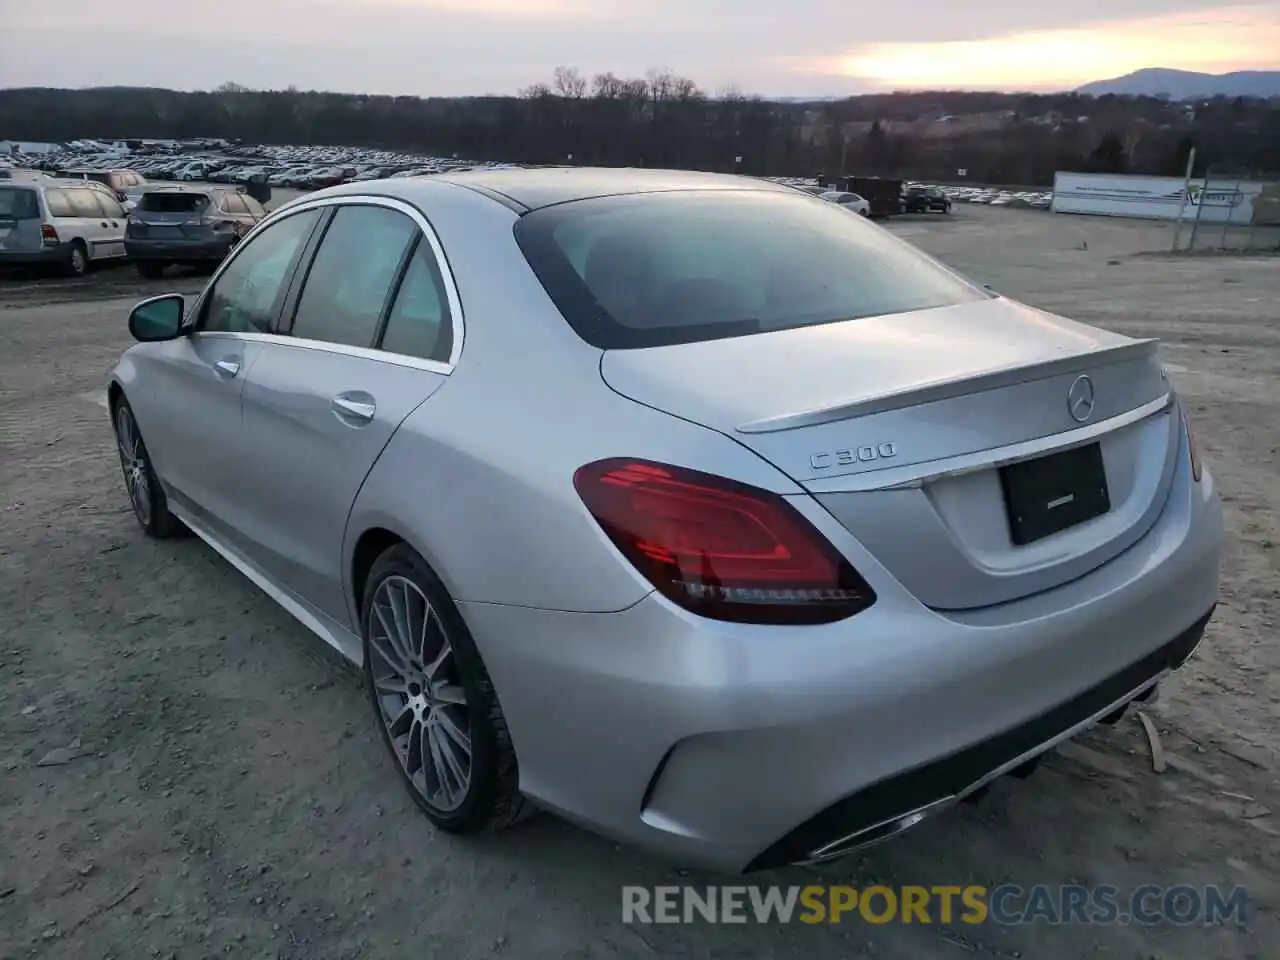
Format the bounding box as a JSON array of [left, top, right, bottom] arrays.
[[599, 297, 1177, 610]]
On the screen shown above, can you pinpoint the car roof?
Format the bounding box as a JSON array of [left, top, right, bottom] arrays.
[[43, 178, 109, 189], [431, 166, 798, 212], [140, 184, 223, 195]]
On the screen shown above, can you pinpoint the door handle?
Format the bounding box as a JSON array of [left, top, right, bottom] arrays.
[[214, 359, 241, 378], [332, 395, 376, 423]]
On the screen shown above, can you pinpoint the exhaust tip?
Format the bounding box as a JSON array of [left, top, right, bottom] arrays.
[[800, 796, 955, 865]]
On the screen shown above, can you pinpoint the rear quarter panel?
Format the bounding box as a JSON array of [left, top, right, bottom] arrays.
[[343, 181, 802, 618]]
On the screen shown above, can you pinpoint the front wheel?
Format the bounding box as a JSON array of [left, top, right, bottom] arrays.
[[113, 397, 185, 538], [362, 544, 531, 833]]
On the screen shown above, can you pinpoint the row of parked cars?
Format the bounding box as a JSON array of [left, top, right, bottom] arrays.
[[0, 168, 268, 277], [933, 184, 1054, 209], [25, 143, 510, 193]]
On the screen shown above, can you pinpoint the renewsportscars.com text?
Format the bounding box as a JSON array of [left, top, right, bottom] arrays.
[[622, 884, 1248, 926]]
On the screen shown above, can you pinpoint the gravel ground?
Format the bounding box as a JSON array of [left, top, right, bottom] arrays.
[[1, 204, 1277, 959]]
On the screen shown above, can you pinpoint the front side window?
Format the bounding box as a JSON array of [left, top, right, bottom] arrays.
[[201, 209, 320, 334], [97, 193, 126, 218], [515, 189, 991, 349], [289, 204, 418, 348], [379, 242, 453, 362]]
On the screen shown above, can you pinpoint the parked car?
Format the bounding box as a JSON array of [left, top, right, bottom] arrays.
[[108, 169, 1221, 874], [125, 186, 267, 277], [820, 189, 871, 216], [903, 185, 952, 214], [57, 168, 148, 211], [0, 178, 128, 275]]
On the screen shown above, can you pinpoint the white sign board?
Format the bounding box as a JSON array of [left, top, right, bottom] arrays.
[[1051, 172, 1264, 224]]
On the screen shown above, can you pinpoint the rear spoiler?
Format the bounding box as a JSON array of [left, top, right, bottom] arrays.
[[735, 339, 1160, 434]]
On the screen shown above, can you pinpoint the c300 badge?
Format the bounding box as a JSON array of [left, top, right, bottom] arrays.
[[810, 443, 898, 470]]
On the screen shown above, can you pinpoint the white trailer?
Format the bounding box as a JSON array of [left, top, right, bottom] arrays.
[[1051, 172, 1265, 224]]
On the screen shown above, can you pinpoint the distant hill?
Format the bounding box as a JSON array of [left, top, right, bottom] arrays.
[[1077, 68, 1280, 99]]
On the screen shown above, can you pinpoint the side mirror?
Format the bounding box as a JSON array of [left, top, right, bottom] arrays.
[[129, 294, 186, 342]]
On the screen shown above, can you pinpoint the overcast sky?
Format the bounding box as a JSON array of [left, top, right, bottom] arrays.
[[1, 0, 1277, 96]]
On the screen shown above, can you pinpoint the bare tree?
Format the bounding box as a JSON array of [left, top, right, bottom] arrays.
[[553, 66, 587, 99]]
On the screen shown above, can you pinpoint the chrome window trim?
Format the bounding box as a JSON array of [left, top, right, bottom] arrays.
[[187, 193, 464, 370], [190, 330, 453, 376]]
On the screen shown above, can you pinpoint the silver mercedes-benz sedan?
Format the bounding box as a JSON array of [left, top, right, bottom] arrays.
[[109, 168, 1222, 873]]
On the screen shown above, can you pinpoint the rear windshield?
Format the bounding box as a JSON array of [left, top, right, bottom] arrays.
[[0, 187, 40, 220], [139, 192, 209, 214], [514, 189, 990, 349]]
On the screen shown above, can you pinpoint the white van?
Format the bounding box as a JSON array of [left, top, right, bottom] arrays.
[[0, 178, 129, 276]]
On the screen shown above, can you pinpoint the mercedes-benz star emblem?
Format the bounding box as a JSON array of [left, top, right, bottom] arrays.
[[1067, 374, 1096, 423]]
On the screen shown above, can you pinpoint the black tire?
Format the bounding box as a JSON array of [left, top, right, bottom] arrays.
[[111, 395, 186, 539], [362, 543, 531, 833], [63, 241, 88, 278], [136, 260, 165, 279]]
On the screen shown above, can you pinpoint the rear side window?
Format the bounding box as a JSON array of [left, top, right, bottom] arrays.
[[44, 189, 73, 218], [140, 193, 209, 214], [289, 204, 418, 348], [220, 193, 249, 214], [0, 187, 40, 220], [515, 190, 990, 349], [378, 242, 453, 362]]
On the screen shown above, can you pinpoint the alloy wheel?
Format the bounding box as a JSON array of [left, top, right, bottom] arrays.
[[115, 406, 152, 527], [368, 575, 472, 811]]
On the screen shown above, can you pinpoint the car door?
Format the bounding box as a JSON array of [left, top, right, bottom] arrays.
[[235, 199, 458, 627], [133, 207, 323, 545], [63, 187, 111, 259], [90, 190, 127, 257]]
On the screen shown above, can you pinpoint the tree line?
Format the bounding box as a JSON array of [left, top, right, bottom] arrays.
[[1, 67, 1277, 185]]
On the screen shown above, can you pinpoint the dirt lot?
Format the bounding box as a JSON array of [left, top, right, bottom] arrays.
[[1, 203, 1277, 959]]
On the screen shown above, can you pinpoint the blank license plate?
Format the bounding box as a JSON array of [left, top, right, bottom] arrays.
[[999, 443, 1111, 546]]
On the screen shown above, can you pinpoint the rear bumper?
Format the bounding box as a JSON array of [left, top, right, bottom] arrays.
[[459, 450, 1221, 873], [745, 606, 1211, 870], [0, 244, 66, 265], [125, 238, 233, 261]]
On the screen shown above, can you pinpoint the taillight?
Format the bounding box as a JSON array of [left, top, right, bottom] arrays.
[[573, 459, 876, 624], [1181, 403, 1203, 483], [41, 224, 59, 245]]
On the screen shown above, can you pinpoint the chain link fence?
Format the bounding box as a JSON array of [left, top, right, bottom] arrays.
[[1172, 168, 1280, 254]]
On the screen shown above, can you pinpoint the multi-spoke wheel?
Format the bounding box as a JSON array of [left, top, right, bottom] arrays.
[[361, 544, 531, 832], [112, 396, 184, 538]]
